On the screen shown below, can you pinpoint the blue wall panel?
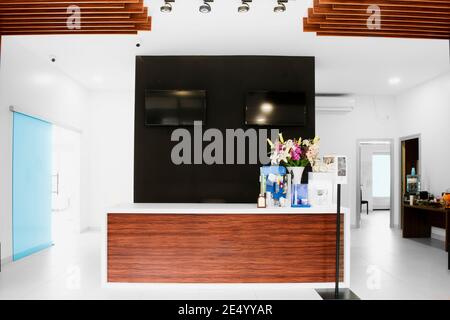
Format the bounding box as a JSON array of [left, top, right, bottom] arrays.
[[13, 112, 52, 261]]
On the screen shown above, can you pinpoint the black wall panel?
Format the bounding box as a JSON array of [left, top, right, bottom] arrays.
[[134, 56, 315, 203]]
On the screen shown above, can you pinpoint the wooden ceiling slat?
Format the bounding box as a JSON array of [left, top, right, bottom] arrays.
[[0, 4, 125, 10], [305, 26, 450, 38], [1, 24, 138, 30], [0, 0, 151, 35], [0, 18, 150, 28], [316, 10, 450, 20], [1, 30, 138, 35], [317, 31, 450, 39], [0, 18, 148, 25], [308, 10, 450, 24], [313, 4, 450, 17], [304, 18, 450, 34], [305, 0, 450, 39], [320, 0, 450, 9], [0, 23, 150, 35], [0, 1, 139, 4], [318, 23, 450, 33], [308, 16, 450, 29], [332, 4, 450, 14], [0, 4, 145, 15], [0, 14, 132, 20]]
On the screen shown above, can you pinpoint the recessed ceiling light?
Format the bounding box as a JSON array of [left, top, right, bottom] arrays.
[[238, 0, 251, 13], [274, 0, 287, 13], [160, 0, 174, 13], [388, 77, 401, 85], [199, 0, 213, 13]]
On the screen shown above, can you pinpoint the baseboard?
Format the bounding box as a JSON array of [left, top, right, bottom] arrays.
[[12, 242, 53, 261], [84, 226, 101, 233], [1, 255, 13, 268]]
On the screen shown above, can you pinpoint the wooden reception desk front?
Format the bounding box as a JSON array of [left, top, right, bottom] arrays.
[[102, 204, 350, 287]]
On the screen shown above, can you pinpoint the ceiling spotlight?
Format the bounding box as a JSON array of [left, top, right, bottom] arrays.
[[160, 0, 174, 13], [274, 0, 287, 13], [199, 0, 213, 13], [238, 0, 252, 13]]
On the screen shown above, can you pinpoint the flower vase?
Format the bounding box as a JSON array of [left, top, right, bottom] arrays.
[[286, 166, 305, 185]]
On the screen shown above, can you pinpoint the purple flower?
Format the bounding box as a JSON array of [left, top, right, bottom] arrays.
[[290, 146, 301, 161]]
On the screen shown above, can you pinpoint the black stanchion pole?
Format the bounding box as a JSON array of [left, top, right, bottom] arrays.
[[335, 184, 341, 298], [316, 183, 359, 300]]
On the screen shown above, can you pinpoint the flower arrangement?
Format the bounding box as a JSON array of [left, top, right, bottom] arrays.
[[267, 133, 320, 168]]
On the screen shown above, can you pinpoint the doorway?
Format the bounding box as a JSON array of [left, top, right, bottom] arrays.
[[399, 135, 421, 229], [356, 139, 394, 228], [51, 126, 81, 245]]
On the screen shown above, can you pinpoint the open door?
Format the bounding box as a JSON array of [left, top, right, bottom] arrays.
[[12, 112, 52, 260]]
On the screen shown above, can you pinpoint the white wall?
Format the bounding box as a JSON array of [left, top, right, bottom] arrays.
[[315, 72, 449, 228], [395, 71, 450, 239], [316, 96, 399, 227], [87, 91, 134, 228], [394, 71, 450, 198], [0, 38, 89, 262]]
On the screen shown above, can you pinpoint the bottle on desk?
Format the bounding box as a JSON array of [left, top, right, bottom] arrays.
[[257, 175, 267, 208], [257, 194, 266, 208]]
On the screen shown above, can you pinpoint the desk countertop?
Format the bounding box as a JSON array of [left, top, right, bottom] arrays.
[[107, 203, 348, 215]]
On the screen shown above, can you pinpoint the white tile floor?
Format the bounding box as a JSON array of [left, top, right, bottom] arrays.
[[1, 210, 449, 300], [350, 210, 450, 300]]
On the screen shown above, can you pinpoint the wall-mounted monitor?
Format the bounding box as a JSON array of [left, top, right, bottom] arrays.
[[245, 91, 307, 126], [145, 90, 207, 126]]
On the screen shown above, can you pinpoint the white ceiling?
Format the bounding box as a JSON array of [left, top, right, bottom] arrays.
[[5, 0, 450, 95]]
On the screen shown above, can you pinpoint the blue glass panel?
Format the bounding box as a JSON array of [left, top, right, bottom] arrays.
[[13, 112, 52, 261]]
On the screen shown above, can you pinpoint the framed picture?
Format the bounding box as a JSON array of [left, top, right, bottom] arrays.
[[323, 155, 348, 185]]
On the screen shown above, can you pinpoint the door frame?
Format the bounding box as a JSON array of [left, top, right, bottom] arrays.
[[356, 138, 395, 228], [399, 134, 421, 229]]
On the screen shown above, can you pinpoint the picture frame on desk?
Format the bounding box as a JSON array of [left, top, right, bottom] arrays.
[[323, 155, 348, 185]]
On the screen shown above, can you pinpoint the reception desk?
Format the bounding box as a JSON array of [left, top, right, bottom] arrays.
[[102, 204, 350, 288]]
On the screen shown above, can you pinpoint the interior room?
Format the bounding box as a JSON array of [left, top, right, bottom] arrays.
[[0, 0, 449, 301]]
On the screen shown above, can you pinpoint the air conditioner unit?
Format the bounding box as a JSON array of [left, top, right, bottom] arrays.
[[315, 96, 355, 113]]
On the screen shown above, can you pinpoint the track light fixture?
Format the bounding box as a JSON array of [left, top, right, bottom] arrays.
[[274, 0, 288, 13], [238, 0, 252, 13], [160, 0, 174, 13], [199, 0, 214, 13]]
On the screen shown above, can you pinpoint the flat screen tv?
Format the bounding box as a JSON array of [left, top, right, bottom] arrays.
[[145, 90, 207, 126], [245, 91, 307, 126]]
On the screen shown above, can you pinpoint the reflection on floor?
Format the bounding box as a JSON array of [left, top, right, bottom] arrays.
[[0, 210, 449, 300], [351, 210, 450, 299]]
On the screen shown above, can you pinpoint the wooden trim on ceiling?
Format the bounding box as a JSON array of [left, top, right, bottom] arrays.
[[304, 0, 450, 40], [0, 0, 151, 35]]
